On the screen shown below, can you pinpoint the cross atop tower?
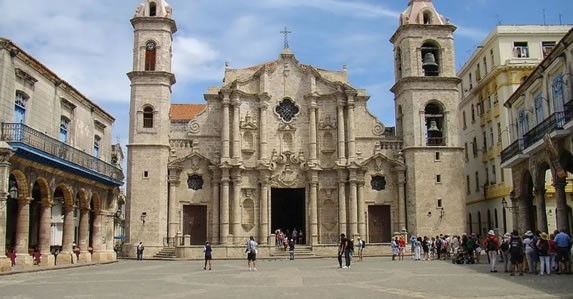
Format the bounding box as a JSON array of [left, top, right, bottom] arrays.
[[280, 27, 292, 49]]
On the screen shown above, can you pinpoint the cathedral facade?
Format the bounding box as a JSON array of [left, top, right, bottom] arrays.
[[125, 0, 466, 257]]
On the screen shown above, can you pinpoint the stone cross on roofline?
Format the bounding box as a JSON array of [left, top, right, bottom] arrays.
[[280, 27, 292, 49]]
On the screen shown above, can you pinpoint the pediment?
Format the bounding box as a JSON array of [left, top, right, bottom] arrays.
[[360, 153, 405, 170], [168, 152, 214, 169]]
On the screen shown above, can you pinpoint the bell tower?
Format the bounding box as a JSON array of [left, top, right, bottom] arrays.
[[126, 0, 177, 253], [390, 0, 465, 236]]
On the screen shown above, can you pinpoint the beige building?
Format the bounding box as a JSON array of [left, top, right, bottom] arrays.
[[125, 0, 465, 258], [458, 25, 571, 236], [501, 28, 573, 234], [0, 38, 124, 272]]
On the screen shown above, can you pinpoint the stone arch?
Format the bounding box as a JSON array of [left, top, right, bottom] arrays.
[[559, 149, 573, 173], [10, 169, 29, 199], [397, 105, 403, 138], [421, 9, 433, 25], [423, 101, 445, 146], [91, 192, 102, 212], [55, 184, 74, 208], [33, 177, 52, 205], [421, 40, 441, 76], [395, 47, 402, 79], [77, 188, 90, 210]]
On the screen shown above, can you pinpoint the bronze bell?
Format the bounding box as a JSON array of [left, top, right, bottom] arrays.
[[428, 120, 440, 132], [422, 52, 438, 68]]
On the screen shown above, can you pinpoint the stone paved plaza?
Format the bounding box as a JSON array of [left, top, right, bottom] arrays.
[[1, 257, 572, 299]]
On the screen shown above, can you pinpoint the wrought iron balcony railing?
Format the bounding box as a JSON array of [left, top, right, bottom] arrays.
[[1, 123, 123, 181], [522, 112, 565, 149], [501, 138, 524, 163], [565, 100, 573, 123]]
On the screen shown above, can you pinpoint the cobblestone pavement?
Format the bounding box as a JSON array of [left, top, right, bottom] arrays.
[[0, 257, 572, 299]]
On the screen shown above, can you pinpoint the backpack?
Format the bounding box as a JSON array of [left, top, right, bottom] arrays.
[[361, 240, 366, 248], [500, 241, 509, 252], [510, 236, 522, 251], [537, 240, 548, 255], [486, 238, 496, 251]]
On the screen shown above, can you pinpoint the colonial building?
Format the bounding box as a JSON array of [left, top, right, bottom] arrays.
[[0, 38, 124, 272], [125, 0, 466, 257], [458, 25, 571, 236], [501, 28, 573, 234]]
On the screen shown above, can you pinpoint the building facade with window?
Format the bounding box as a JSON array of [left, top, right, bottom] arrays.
[[0, 38, 124, 272], [501, 28, 573, 234], [126, 0, 465, 258], [458, 25, 571, 236]]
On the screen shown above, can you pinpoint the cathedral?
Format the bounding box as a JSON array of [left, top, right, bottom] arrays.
[[125, 0, 466, 257]]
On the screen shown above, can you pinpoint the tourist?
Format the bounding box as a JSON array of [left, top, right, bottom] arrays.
[[398, 236, 406, 261], [483, 230, 499, 272], [136, 241, 144, 261], [523, 230, 536, 274], [391, 237, 399, 261], [554, 229, 571, 274], [509, 230, 524, 276], [7, 248, 16, 267], [292, 228, 298, 244], [356, 236, 365, 262], [536, 232, 550, 275], [414, 237, 422, 261], [288, 239, 295, 260], [337, 233, 347, 268], [203, 241, 212, 270], [245, 236, 258, 271], [500, 233, 511, 272]]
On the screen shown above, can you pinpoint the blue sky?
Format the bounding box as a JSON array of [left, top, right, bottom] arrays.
[[1, 0, 572, 149]]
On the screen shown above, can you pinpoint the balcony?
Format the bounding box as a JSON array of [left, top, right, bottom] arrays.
[[565, 100, 573, 130], [500, 139, 527, 168], [1, 123, 123, 185], [522, 112, 568, 155]]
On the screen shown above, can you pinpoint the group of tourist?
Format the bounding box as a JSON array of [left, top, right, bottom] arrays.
[[337, 234, 366, 269], [275, 228, 303, 247]]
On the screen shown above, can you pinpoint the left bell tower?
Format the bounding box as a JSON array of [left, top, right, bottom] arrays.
[[126, 0, 177, 255]]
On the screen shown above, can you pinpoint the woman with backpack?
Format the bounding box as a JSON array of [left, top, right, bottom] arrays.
[[536, 232, 550, 275], [483, 230, 499, 272]]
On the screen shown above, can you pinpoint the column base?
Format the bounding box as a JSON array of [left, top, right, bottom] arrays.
[[78, 252, 92, 263], [15, 254, 33, 266], [40, 254, 55, 266], [91, 250, 116, 262], [55, 252, 74, 265], [0, 257, 12, 272]]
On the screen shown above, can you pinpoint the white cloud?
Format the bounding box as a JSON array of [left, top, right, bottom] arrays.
[[173, 36, 223, 82], [262, 0, 400, 18]]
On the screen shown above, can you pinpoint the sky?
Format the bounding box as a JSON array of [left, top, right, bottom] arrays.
[[1, 0, 573, 153]]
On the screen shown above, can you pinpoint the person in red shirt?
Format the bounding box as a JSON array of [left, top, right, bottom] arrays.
[[398, 236, 406, 261], [483, 230, 500, 272]]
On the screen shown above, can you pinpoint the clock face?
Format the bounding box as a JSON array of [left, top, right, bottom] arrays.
[[146, 42, 156, 51]]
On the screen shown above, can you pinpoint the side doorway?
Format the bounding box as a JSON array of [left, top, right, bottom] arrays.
[[183, 205, 207, 245], [368, 205, 391, 243]]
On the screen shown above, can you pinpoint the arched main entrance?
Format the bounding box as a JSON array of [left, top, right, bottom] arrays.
[[271, 188, 305, 244]]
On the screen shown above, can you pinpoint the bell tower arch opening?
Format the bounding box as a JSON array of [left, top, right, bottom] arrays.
[[421, 41, 440, 76]]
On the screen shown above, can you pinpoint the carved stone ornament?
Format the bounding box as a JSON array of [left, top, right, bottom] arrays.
[[319, 115, 337, 130], [190, 156, 201, 171], [270, 150, 305, 165], [321, 187, 336, 199], [240, 112, 258, 130], [374, 157, 385, 174], [271, 164, 300, 187], [242, 188, 256, 198], [372, 123, 385, 136], [278, 122, 297, 131], [187, 120, 200, 135]]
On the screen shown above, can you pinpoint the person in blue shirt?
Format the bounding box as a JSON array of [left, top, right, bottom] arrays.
[[554, 229, 571, 274]]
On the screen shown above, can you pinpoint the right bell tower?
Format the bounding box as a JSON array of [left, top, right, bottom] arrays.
[[390, 0, 465, 236]]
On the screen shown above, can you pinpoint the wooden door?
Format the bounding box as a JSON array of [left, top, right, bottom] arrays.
[[368, 205, 391, 243], [183, 205, 207, 245]]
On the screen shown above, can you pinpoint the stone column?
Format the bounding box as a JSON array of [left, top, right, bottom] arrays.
[[59, 203, 75, 264], [308, 97, 318, 161], [337, 170, 347, 235], [231, 170, 242, 243], [90, 211, 103, 261], [348, 170, 358, 238], [231, 94, 241, 161], [220, 168, 230, 244], [15, 197, 32, 261], [221, 92, 231, 160], [357, 178, 366, 239], [39, 199, 54, 265], [516, 193, 531, 233], [396, 169, 406, 231], [535, 187, 548, 233], [0, 144, 14, 268], [78, 208, 91, 262], [345, 91, 356, 161], [309, 172, 319, 245], [258, 95, 270, 161], [553, 178, 568, 231], [209, 167, 221, 244], [167, 166, 182, 242], [336, 97, 346, 163], [258, 172, 270, 244]]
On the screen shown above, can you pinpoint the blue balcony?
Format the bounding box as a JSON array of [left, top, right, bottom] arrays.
[[2, 123, 123, 186]]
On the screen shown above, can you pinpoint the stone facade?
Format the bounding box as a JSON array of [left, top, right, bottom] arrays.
[[458, 26, 571, 236], [126, 0, 466, 257], [501, 28, 573, 234], [0, 38, 124, 272]]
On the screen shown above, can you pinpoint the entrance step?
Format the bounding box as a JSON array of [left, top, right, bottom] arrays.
[[153, 247, 176, 258], [270, 245, 315, 258]]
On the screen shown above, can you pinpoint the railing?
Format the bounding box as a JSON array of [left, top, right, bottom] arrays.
[[501, 138, 524, 163], [1, 123, 123, 181], [522, 112, 565, 148], [565, 100, 573, 123]]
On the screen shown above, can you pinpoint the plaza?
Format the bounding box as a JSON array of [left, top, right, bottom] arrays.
[[1, 257, 572, 299]]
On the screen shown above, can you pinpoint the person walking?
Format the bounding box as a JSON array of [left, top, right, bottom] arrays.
[[288, 239, 295, 260], [509, 230, 524, 276], [337, 233, 347, 268], [536, 232, 550, 275], [483, 230, 499, 272], [203, 241, 212, 270], [500, 233, 511, 272], [136, 242, 144, 261], [245, 236, 258, 271], [554, 229, 571, 274]]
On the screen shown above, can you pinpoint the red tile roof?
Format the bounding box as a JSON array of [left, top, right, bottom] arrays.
[[170, 104, 206, 121]]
